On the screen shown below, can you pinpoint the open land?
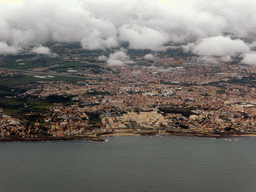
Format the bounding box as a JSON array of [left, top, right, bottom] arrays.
[[1, 43, 256, 142]]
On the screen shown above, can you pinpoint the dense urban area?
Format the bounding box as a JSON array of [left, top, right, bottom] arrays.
[[1, 42, 256, 141]]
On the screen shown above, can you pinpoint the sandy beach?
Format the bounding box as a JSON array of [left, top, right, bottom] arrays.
[[99, 132, 256, 139], [99, 132, 171, 138], [99, 133, 140, 137], [231, 134, 256, 137]]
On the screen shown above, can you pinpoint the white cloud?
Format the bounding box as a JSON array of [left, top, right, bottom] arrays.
[[109, 50, 130, 61], [144, 53, 155, 60], [107, 59, 125, 66], [118, 24, 169, 51], [192, 36, 250, 56], [98, 55, 108, 61], [241, 52, 256, 65], [182, 43, 195, 53], [1, 0, 256, 53], [0, 42, 21, 54], [248, 41, 256, 48], [106, 49, 134, 66], [221, 55, 232, 62], [195, 0, 256, 38], [0, 0, 119, 51], [80, 30, 118, 50], [31, 46, 51, 55]]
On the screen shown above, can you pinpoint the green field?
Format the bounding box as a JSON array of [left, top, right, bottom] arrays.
[[4, 58, 60, 70], [4, 59, 102, 72], [0, 73, 89, 86]]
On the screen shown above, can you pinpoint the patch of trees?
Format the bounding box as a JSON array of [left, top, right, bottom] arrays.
[[0, 86, 26, 97], [87, 112, 102, 124], [86, 91, 112, 96], [159, 107, 195, 118], [46, 95, 72, 103], [0, 97, 24, 109]]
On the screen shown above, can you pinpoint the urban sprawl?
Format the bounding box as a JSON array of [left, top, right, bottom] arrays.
[[1, 42, 256, 141]]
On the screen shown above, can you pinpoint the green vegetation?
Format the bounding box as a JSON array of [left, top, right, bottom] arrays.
[[0, 73, 89, 87], [1, 94, 73, 119], [3, 58, 104, 74], [50, 61, 90, 71], [3, 58, 61, 70], [203, 81, 225, 86], [216, 90, 226, 94], [228, 77, 256, 87], [46, 95, 75, 105], [88, 113, 102, 124], [1, 94, 79, 126], [159, 107, 195, 117], [2, 97, 52, 119], [0, 97, 24, 109], [25, 98, 55, 113], [0, 74, 39, 86], [85, 91, 113, 96], [4, 108, 24, 119], [0, 85, 26, 96]]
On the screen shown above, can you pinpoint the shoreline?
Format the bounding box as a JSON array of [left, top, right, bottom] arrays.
[[99, 132, 256, 138], [1, 132, 256, 142], [99, 132, 172, 137], [99, 133, 141, 137], [0, 135, 105, 142]]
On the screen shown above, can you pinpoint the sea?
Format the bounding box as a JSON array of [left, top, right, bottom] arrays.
[[1, 135, 256, 192]]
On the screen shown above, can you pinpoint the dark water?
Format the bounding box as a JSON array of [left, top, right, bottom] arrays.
[[1, 136, 256, 192]]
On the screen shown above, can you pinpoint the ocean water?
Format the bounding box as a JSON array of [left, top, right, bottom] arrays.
[[1, 135, 256, 192]]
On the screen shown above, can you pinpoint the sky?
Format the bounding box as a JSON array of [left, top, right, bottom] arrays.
[[1, 0, 256, 64]]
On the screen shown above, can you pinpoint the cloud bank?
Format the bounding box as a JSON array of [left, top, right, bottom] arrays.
[[118, 24, 169, 51], [1, 0, 256, 56], [192, 36, 250, 57]]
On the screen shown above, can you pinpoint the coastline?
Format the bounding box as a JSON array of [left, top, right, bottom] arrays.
[[97, 131, 256, 139], [0, 135, 105, 142], [1, 131, 256, 142], [99, 133, 141, 137], [99, 132, 172, 138], [229, 134, 256, 137]]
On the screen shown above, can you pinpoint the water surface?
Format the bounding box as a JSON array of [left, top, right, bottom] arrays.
[[1, 136, 256, 192]]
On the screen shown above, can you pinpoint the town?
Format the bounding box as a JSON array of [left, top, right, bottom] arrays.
[[1, 42, 256, 141]]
